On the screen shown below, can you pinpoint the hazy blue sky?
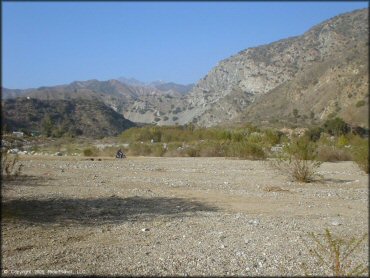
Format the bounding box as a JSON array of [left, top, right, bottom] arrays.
[[2, 1, 368, 89]]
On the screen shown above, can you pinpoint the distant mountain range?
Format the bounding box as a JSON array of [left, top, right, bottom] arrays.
[[2, 8, 368, 137], [2, 78, 193, 127]]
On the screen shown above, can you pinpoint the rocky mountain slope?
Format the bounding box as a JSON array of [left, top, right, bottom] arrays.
[[177, 8, 368, 128], [2, 79, 192, 125], [2, 9, 368, 129], [2, 98, 135, 138]]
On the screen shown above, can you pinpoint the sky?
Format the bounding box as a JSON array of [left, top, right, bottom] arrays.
[[2, 1, 368, 89]]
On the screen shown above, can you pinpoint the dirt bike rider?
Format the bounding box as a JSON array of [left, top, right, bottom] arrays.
[[116, 149, 125, 158]]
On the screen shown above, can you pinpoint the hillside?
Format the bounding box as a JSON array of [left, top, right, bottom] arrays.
[[177, 8, 368, 128], [2, 98, 135, 138], [2, 78, 192, 126]]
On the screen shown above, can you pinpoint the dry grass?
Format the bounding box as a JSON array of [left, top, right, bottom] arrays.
[[317, 145, 352, 162]]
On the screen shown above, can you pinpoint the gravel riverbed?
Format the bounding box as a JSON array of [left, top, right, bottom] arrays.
[[2, 156, 368, 276]]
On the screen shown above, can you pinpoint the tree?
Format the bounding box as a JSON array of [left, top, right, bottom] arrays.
[[305, 127, 323, 142], [41, 115, 53, 137], [293, 108, 299, 118], [323, 117, 350, 136]]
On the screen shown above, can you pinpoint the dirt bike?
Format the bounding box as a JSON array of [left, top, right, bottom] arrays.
[[115, 152, 126, 159]]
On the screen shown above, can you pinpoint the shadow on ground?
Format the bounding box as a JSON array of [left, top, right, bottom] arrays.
[[322, 178, 355, 184], [2, 175, 55, 187], [2, 196, 220, 225]]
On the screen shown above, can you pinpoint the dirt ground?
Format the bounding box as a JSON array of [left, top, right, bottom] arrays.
[[2, 156, 368, 276]]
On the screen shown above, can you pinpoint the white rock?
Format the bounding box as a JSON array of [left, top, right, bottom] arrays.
[[249, 219, 259, 225]]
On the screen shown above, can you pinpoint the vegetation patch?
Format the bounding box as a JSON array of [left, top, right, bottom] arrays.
[[270, 137, 322, 183]]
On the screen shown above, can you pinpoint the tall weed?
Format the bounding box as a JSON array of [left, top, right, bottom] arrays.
[[300, 229, 368, 276]]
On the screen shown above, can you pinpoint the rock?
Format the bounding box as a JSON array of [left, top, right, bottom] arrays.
[[8, 148, 19, 154], [141, 228, 150, 232], [248, 219, 259, 225]]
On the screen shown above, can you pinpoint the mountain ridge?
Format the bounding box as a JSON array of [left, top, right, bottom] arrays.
[[175, 8, 368, 128], [2, 8, 368, 133]]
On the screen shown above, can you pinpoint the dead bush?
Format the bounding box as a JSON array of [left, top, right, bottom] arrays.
[[317, 145, 352, 162]]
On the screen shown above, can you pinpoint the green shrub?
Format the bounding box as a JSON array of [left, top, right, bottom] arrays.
[[305, 127, 323, 142], [200, 141, 226, 157], [247, 133, 263, 144], [128, 143, 152, 156], [83, 148, 93, 156], [351, 137, 369, 173], [356, 100, 366, 107], [83, 147, 99, 157], [185, 146, 200, 157], [323, 117, 350, 136], [150, 144, 166, 157], [227, 142, 266, 160], [263, 129, 281, 146], [271, 137, 322, 182], [336, 135, 349, 147], [317, 132, 333, 146]]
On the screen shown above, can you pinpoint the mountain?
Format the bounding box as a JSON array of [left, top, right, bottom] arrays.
[[117, 77, 146, 87], [117, 77, 194, 95], [2, 9, 368, 130], [2, 78, 193, 125], [152, 82, 194, 95], [2, 98, 135, 138], [177, 8, 368, 128]]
